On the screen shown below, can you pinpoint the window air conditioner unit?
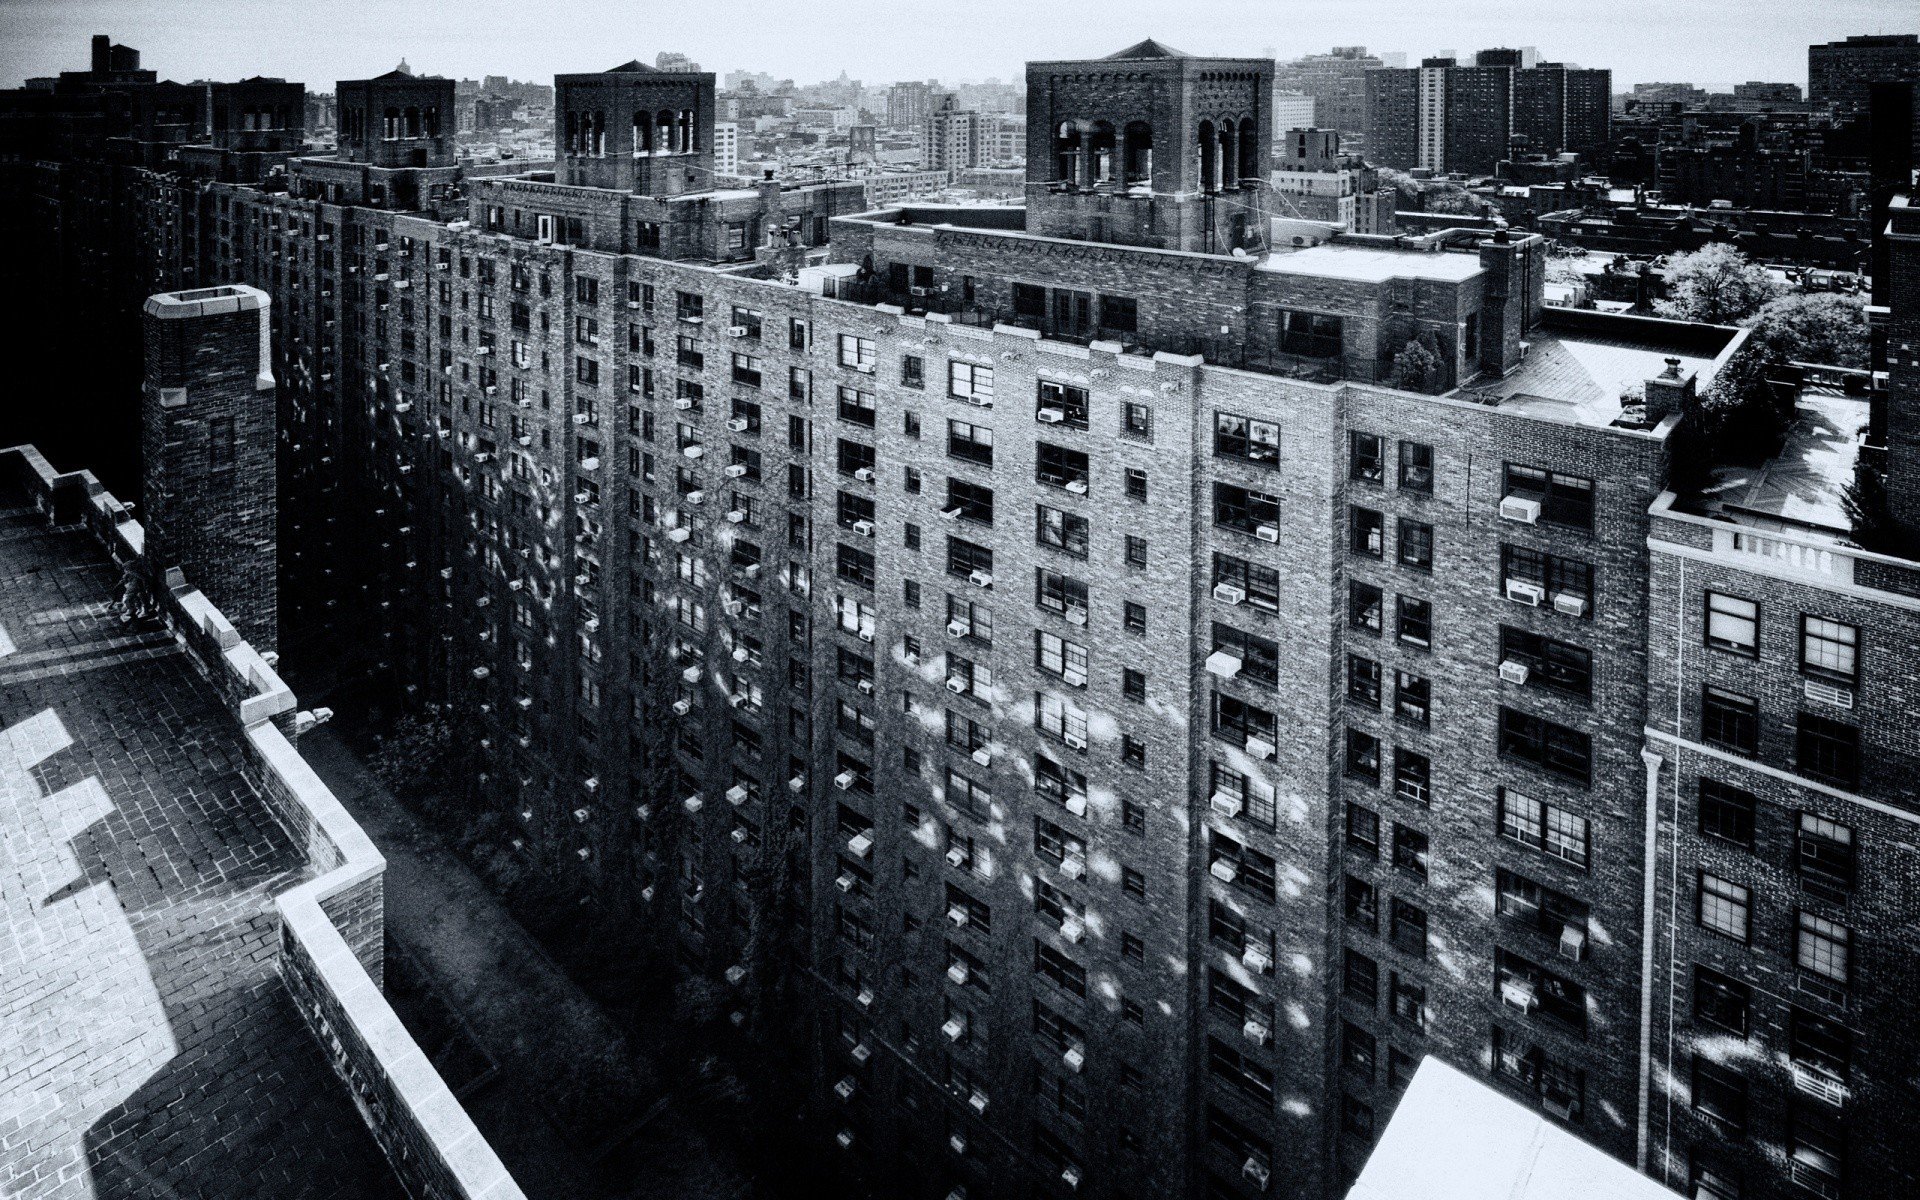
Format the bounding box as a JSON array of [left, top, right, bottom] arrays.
[[1205, 651, 1243, 679], [946, 846, 969, 868], [725, 463, 748, 478], [1245, 736, 1275, 760], [1254, 524, 1280, 543], [728, 325, 750, 337], [1061, 854, 1086, 879], [1210, 792, 1244, 817], [853, 467, 875, 482], [789, 774, 807, 793], [1037, 408, 1065, 424], [1210, 859, 1239, 883], [1500, 495, 1542, 524], [1552, 592, 1588, 617], [1065, 479, 1088, 495], [727, 417, 749, 432], [971, 747, 992, 767], [941, 507, 963, 521], [1558, 925, 1587, 962], [668, 527, 691, 543], [1242, 1019, 1270, 1046], [684, 794, 703, 813], [852, 362, 875, 375], [1791, 1062, 1847, 1106], [856, 678, 874, 695], [947, 961, 970, 985], [847, 831, 874, 857], [834, 771, 858, 792], [836, 1130, 854, 1150], [726, 785, 749, 805], [675, 398, 695, 410], [1505, 579, 1545, 605], [968, 1089, 989, 1114], [1213, 583, 1247, 605], [1499, 659, 1531, 685], [1244, 1158, 1272, 1191], [1242, 944, 1272, 972], [851, 1036, 873, 1056], [1062, 1045, 1085, 1073], [1500, 979, 1539, 1012], [946, 677, 969, 693], [834, 1076, 856, 1101], [683, 665, 702, 682], [726, 510, 746, 524], [1063, 731, 1087, 750], [1060, 917, 1085, 943], [947, 904, 971, 927], [852, 520, 875, 537], [969, 570, 993, 588], [943, 1016, 967, 1041], [1061, 795, 1087, 817], [856, 628, 873, 643], [836, 872, 856, 892], [947, 620, 969, 637], [1061, 1167, 1082, 1191], [682, 445, 705, 460]]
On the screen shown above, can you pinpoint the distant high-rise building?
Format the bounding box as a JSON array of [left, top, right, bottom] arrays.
[[886, 80, 937, 131], [713, 120, 739, 177], [1272, 92, 1316, 139], [922, 93, 982, 170], [656, 50, 701, 73], [1271, 46, 1383, 140], [1367, 52, 1610, 174], [1809, 34, 1920, 122]]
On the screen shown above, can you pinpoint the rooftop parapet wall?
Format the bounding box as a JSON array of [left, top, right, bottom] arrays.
[[3, 443, 527, 1200]]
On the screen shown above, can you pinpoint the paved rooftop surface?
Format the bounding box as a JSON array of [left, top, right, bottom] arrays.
[[1692, 388, 1867, 541], [1258, 242, 1487, 283], [0, 489, 403, 1200], [1455, 326, 1724, 427]]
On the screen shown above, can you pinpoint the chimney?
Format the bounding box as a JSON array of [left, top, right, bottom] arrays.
[[1643, 356, 1696, 425], [91, 34, 110, 75]]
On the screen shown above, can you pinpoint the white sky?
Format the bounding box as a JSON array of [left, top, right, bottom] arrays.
[[1, 0, 1910, 92]]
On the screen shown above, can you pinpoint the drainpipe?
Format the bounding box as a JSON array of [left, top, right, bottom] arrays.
[[1635, 744, 1663, 1172]]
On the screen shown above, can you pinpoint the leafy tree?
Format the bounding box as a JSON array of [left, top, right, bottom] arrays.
[[1741, 292, 1869, 369], [1655, 243, 1783, 324], [1424, 186, 1485, 216], [1389, 334, 1444, 393]]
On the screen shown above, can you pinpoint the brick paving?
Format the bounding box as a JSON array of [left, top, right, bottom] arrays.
[[0, 493, 403, 1200]]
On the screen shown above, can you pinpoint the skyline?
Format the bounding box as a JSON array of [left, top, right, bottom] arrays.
[[2, 0, 1910, 94]]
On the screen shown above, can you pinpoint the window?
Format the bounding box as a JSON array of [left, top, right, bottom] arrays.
[[1393, 671, 1430, 725], [1396, 596, 1431, 648], [1037, 380, 1089, 429], [1698, 779, 1756, 847], [1122, 668, 1147, 702], [1035, 569, 1088, 621], [1344, 949, 1378, 1004], [1348, 582, 1383, 634], [1037, 505, 1089, 558], [1498, 627, 1592, 699], [1503, 464, 1594, 530], [1125, 469, 1147, 502], [1345, 730, 1381, 783], [945, 477, 994, 526], [948, 361, 994, 404], [1209, 1036, 1275, 1108], [1388, 972, 1426, 1030], [1345, 803, 1379, 856], [1690, 1056, 1748, 1134], [1501, 545, 1594, 615], [1034, 940, 1087, 997], [901, 355, 925, 389], [1036, 442, 1090, 491], [1122, 403, 1152, 441], [1705, 592, 1758, 656], [836, 386, 875, 426], [1122, 870, 1147, 902], [1795, 911, 1850, 988], [1389, 898, 1427, 957], [1790, 1007, 1850, 1080], [1350, 507, 1385, 557], [1398, 441, 1434, 492], [945, 536, 992, 582], [838, 334, 876, 370], [1693, 966, 1750, 1036], [1796, 813, 1854, 900], [729, 350, 766, 389], [1035, 631, 1088, 686], [1392, 825, 1429, 879], [1124, 601, 1147, 634], [1341, 1093, 1374, 1139], [1121, 733, 1146, 765], [1497, 707, 1591, 785], [1126, 535, 1148, 570], [1498, 788, 1590, 868], [946, 418, 993, 466], [1697, 873, 1750, 942], [1701, 687, 1759, 756], [1100, 294, 1138, 333], [1210, 761, 1277, 826], [1795, 713, 1859, 789], [1215, 412, 1280, 466], [1210, 831, 1278, 900], [1349, 432, 1385, 482], [1347, 655, 1382, 707], [1689, 1162, 1742, 1200], [1280, 309, 1343, 358], [1213, 692, 1276, 748], [1213, 553, 1278, 612], [1213, 482, 1281, 536], [1800, 615, 1858, 683], [1393, 750, 1431, 806]]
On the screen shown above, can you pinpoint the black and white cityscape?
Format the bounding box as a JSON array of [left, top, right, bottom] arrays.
[[1, 5, 1916, 1200]]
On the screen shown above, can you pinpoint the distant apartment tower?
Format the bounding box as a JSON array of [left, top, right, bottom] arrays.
[[1368, 51, 1610, 174], [887, 80, 937, 131], [139, 284, 278, 652], [923, 94, 981, 170], [1271, 128, 1396, 232], [1809, 34, 1920, 122], [1272, 93, 1316, 140], [1271, 45, 1383, 139], [714, 120, 739, 177]]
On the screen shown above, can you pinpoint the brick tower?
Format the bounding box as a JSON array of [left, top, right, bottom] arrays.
[[140, 284, 278, 652], [1025, 39, 1275, 252], [554, 59, 716, 195]]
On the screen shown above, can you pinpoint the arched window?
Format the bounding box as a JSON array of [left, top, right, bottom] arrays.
[[592, 110, 606, 156], [1196, 120, 1216, 192], [383, 107, 399, 140], [634, 110, 651, 154], [681, 110, 697, 152], [426, 106, 440, 137], [565, 111, 578, 155], [1054, 121, 1083, 185], [1089, 121, 1116, 184], [1217, 119, 1236, 191], [1122, 121, 1153, 185], [1238, 120, 1261, 183], [404, 106, 421, 138], [658, 109, 676, 153]]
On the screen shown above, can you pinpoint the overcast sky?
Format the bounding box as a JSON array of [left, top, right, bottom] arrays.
[[2, 0, 1909, 92]]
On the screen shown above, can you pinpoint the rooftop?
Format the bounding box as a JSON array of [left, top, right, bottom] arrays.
[[1348, 1058, 1682, 1200], [1454, 311, 1739, 428], [1687, 385, 1868, 544], [1255, 241, 1486, 283], [0, 481, 403, 1200]]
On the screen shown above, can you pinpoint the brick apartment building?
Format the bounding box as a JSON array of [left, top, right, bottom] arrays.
[[1365, 50, 1612, 175], [4, 32, 1920, 1200]]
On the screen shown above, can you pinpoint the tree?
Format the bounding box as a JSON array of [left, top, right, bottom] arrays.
[[1389, 334, 1444, 393], [1741, 292, 1869, 369], [1424, 186, 1485, 216], [1655, 243, 1784, 324]]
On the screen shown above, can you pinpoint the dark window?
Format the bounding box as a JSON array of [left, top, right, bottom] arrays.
[[1693, 966, 1750, 1037], [1350, 432, 1384, 483], [1347, 654, 1382, 707], [1701, 687, 1759, 755], [1037, 380, 1089, 430], [1349, 582, 1383, 634], [1396, 596, 1431, 648], [1503, 464, 1594, 530], [1690, 1056, 1748, 1134], [1345, 730, 1381, 783], [1795, 813, 1854, 900], [1698, 779, 1757, 847], [1795, 713, 1859, 789], [1393, 750, 1431, 806], [1280, 309, 1343, 358], [1215, 412, 1281, 466], [1345, 802, 1379, 856], [1391, 825, 1429, 879], [1398, 441, 1433, 491], [1351, 507, 1385, 557], [1498, 627, 1593, 699], [1498, 707, 1591, 785], [1344, 949, 1378, 1004], [1397, 520, 1433, 571]]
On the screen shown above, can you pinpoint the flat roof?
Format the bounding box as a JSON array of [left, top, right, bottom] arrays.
[[1688, 387, 1867, 543], [1455, 323, 1726, 428], [1256, 242, 1485, 283], [0, 483, 403, 1200], [1348, 1058, 1682, 1200]]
